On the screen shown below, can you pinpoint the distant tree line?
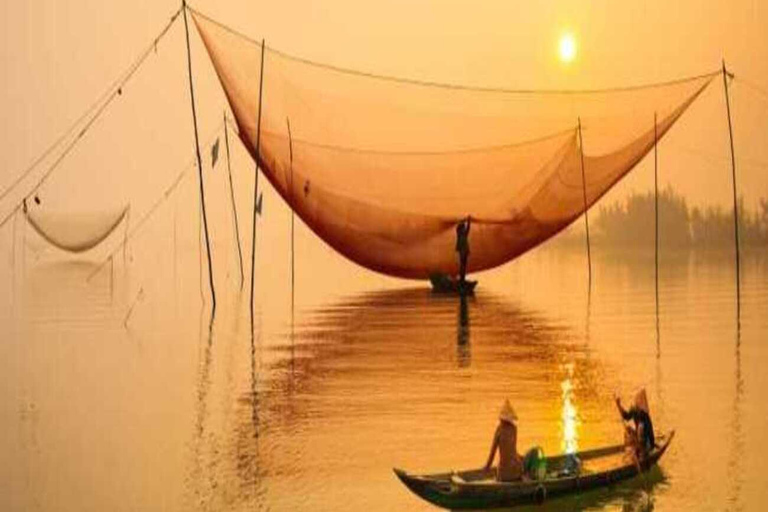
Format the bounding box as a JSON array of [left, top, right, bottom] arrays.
[[590, 186, 768, 248]]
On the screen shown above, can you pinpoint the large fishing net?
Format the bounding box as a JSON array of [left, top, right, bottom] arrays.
[[192, 10, 716, 279]]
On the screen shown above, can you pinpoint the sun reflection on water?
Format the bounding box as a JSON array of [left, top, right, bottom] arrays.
[[561, 363, 580, 454]]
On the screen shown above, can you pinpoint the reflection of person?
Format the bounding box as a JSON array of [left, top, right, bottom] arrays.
[[616, 389, 656, 461], [455, 216, 471, 284], [484, 400, 524, 481], [456, 294, 470, 367]]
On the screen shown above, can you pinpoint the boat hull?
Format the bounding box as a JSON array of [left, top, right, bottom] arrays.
[[394, 431, 674, 510], [429, 273, 477, 295]]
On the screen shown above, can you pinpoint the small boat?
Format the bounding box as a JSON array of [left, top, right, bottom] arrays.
[[394, 431, 675, 510], [429, 273, 477, 295]]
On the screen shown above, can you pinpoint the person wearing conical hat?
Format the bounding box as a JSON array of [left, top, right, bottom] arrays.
[[455, 216, 471, 285], [616, 388, 656, 461], [483, 399, 524, 481]]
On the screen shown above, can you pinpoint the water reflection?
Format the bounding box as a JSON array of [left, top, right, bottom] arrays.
[[456, 293, 471, 368], [560, 363, 580, 455], [181, 287, 623, 510], [3, 246, 763, 512], [727, 326, 744, 510], [514, 466, 667, 512]]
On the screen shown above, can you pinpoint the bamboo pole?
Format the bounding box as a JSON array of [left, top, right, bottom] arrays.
[[286, 117, 295, 313], [654, 113, 660, 334], [224, 112, 245, 289], [250, 39, 266, 319], [182, 1, 216, 314], [721, 60, 741, 320], [577, 118, 592, 289]]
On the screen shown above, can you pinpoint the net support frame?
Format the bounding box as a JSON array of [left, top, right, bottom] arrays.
[[654, 112, 660, 340], [183, 0, 216, 315], [287, 117, 295, 314], [577, 117, 592, 290], [224, 111, 245, 289], [721, 60, 741, 323], [250, 38, 266, 323]]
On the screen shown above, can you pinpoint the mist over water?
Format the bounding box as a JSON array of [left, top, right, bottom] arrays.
[[1, 234, 766, 511]]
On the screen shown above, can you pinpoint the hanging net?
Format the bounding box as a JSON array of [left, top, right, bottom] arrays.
[[192, 10, 716, 280], [24, 203, 129, 254]]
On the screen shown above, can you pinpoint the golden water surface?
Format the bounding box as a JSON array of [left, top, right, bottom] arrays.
[[1, 237, 766, 511]]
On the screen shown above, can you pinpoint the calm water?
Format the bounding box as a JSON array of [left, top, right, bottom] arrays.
[[1, 239, 767, 511]]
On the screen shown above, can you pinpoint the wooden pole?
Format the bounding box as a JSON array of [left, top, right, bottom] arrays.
[[577, 118, 592, 289], [11, 209, 17, 312], [250, 39, 266, 319], [654, 113, 660, 333], [722, 60, 741, 320], [182, 1, 216, 315], [286, 117, 295, 313], [123, 207, 130, 267], [224, 112, 245, 289], [173, 195, 177, 297]]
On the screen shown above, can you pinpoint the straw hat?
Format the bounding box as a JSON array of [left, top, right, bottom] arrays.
[[498, 399, 518, 424], [634, 389, 650, 415]]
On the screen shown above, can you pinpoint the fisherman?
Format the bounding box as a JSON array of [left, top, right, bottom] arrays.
[[616, 389, 656, 461], [455, 216, 471, 284], [484, 399, 524, 482]]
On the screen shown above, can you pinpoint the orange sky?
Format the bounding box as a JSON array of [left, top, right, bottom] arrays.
[[1, 0, 766, 219]]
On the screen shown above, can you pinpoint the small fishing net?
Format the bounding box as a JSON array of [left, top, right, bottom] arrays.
[[24, 203, 129, 253]]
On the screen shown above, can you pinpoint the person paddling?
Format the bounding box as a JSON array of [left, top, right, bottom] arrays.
[[484, 399, 524, 481], [616, 389, 656, 462], [455, 216, 471, 284]]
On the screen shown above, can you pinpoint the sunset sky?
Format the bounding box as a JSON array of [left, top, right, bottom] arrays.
[[1, 0, 766, 223]]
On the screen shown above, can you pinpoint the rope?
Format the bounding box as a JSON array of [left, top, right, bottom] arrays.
[[0, 7, 182, 214], [86, 120, 224, 282], [189, 5, 719, 96], [223, 112, 245, 288]]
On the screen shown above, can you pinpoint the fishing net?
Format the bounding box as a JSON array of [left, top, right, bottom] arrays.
[[24, 203, 129, 254], [192, 10, 716, 279]]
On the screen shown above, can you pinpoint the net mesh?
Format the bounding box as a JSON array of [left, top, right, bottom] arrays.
[[193, 11, 715, 279], [25, 204, 129, 254]]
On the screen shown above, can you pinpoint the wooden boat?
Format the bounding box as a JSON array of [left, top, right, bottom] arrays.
[[394, 431, 675, 510], [429, 273, 477, 295]]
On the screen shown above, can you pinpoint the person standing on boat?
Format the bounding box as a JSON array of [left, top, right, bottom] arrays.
[[616, 389, 656, 459], [484, 399, 524, 481], [455, 216, 471, 284]]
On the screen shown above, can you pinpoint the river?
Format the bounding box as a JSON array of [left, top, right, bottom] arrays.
[[1, 238, 766, 511]]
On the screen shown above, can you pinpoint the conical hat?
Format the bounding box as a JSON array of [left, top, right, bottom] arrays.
[[499, 399, 518, 424], [634, 389, 650, 414]]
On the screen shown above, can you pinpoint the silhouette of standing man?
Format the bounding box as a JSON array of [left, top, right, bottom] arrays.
[[455, 216, 471, 284]]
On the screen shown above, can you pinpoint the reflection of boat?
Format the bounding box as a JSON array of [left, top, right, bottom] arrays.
[[394, 431, 675, 510], [429, 273, 477, 295]]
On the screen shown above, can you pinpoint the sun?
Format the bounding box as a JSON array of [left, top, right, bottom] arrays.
[[559, 33, 577, 63]]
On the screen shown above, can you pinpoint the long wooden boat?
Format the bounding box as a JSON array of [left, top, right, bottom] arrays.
[[394, 430, 675, 510]]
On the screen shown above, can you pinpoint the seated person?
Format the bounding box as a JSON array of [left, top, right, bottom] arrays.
[[484, 400, 524, 481]]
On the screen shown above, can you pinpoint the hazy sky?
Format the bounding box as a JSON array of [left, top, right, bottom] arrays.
[[1, 0, 766, 220]]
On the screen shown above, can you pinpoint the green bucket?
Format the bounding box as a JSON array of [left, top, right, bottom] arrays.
[[523, 446, 547, 480]]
